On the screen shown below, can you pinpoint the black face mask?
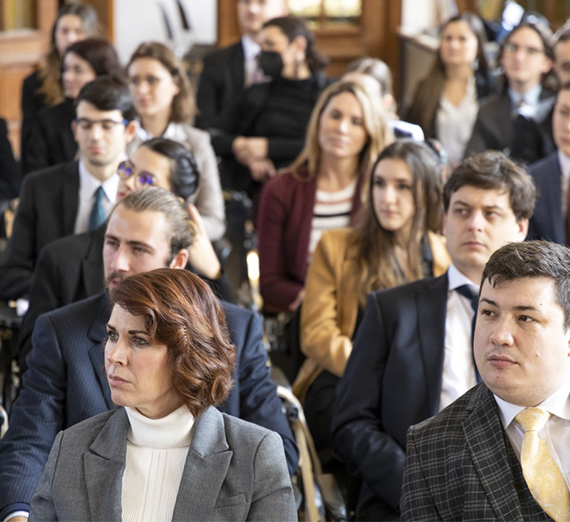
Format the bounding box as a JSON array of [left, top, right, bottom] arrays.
[[258, 51, 283, 79]]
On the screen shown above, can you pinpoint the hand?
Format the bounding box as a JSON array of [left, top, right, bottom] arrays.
[[187, 204, 222, 280], [232, 136, 269, 165], [247, 158, 276, 181], [289, 289, 305, 312]]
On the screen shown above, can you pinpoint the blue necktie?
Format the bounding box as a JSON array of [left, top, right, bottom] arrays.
[[455, 284, 481, 383], [88, 186, 106, 231]]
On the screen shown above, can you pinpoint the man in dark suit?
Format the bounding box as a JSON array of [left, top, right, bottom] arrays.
[[0, 77, 137, 301], [527, 82, 570, 244], [0, 187, 297, 521], [466, 21, 555, 157], [332, 151, 536, 520], [195, 0, 286, 129], [401, 240, 570, 521]]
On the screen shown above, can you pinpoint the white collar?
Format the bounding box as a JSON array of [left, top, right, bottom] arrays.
[[242, 34, 261, 61], [78, 159, 119, 204], [447, 263, 480, 292]]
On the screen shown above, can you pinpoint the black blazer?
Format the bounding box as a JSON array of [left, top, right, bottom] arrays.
[[401, 384, 550, 521], [0, 161, 79, 301], [332, 274, 449, 520], [195, 41, 245, 130], [20, 71, 48, 174], [511, 99, 556, 165], [0, 118, 21, 200], [527, 151, 564, 244], [21, 98, 77, 175], [0, 292, 298, 520]]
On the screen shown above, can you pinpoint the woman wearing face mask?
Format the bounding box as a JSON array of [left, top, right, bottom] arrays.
[[293, 140, 450, 464], [208, 15, 329, 195], [405, 12, 495, 166], [29, 268, 296, 521], [21, 3, 99, 175], [127, 42, 226, 241], [257, 80, 393, 314], [22, 38, 123, 174]]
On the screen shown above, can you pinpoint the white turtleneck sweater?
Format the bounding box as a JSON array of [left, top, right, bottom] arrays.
[[122, 405, 194, 522]]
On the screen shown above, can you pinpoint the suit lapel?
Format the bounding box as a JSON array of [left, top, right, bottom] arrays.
[[463, 385, 524, 520], [172, 408, 233, 521], [87, 293, 114, 409], [416, 274, 449, 415], [84, 409, 129, 521], [62, 162, 80, 235], [547, 155, 565, 243], [82, 226, 106, 298]]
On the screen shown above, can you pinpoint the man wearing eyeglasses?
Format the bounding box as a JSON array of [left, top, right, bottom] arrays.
[[466, 21, 555, 157], [0, 76, 137, 302]]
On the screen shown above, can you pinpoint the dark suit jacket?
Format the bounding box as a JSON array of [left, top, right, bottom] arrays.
[[196, 41, 245, 130], [511, 99, 555, 165], [0, 161, 79, 301], [465, 89, 556, 157], [21, 98, 77, 175], [0, 118, 21, 200], [20, 71, 47, 175], [0, 293, 298, 519], [332, 274, 449, 520], [401, 384, 550, 521], [30, 407, 296, 521], [527, 152, 564, 244]]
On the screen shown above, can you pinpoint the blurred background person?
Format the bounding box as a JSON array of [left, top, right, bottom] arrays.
[[257, 80, 393, 314], [127, 42, 226, 241], [20, 2, 99, 176], [22, 38, 123, 174], [406, 12, 495, 167], [294, 140, 449, 469]]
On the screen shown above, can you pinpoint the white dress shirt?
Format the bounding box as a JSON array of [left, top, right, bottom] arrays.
[[73, 160, 119, 234], [440, 264, 478, 411], [509, 84, 542, 117], [242, 35, 261, 87], [494, 379, 570, 488]]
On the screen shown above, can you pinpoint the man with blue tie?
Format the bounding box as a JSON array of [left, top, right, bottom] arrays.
[[0, 76, 137, 302], [332, 151, 536, 520], [402, 240, 570, 521]]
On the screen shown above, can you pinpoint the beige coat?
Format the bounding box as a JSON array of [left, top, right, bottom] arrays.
[[292, 229, 450, 400]]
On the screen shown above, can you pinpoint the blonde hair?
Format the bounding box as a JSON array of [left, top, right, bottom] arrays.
[[290, 80, 393, 180]]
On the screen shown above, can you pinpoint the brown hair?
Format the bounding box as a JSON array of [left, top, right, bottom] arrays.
[[39, 2, 100, 106], [109, 268, 236, 417], [406, 12, 489, 138], [63, 38, 124, 83], [351, 140, 443, 305], [127, 41, 196, 123]]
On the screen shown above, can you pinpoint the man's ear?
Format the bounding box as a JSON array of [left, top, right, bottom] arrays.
[[169, 248, 189, 269], [124, 120, 139, 144], [71, 120, 78, 143], [517, 217, 529, 240]]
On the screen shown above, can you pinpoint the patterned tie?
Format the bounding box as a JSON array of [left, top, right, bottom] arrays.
[[515, 407, 570, 522], [87, 186, 106, 231]]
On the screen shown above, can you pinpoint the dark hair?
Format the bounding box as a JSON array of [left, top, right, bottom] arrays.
[[351, 140, 443, 305], [39, 2, 100, 106], [140, 138, 200, 200], [262, 15, 328, 73], [443, 151, 536, 221], [406, 12, 489, 138], [109, 268, 236, 417], [482, 241, 570, 330], [75, 76, 137, 122], [113, 186, 194, 260], [501, 21, 555, 91], [127, 42, 195, 122], [63, 38, 124, 82]]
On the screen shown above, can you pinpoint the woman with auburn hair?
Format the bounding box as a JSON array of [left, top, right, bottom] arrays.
[[293, 140, 450, 464], [30, 269, 296, 521], [23, 38, 123, 174], [257, 80, 393, 314], [405, 12, 495, 166], [127, 42, 225, 241], [21, 2, 99, 172]]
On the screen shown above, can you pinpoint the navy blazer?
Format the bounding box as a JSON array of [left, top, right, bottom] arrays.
[[333, 274, 449, 519], [0, 293, 298, 519], [0, 161, 79, 301], [527, 151, 565, 244]]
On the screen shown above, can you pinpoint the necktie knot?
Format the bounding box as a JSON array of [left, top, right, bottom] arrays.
[[516, 407, 551, 433]]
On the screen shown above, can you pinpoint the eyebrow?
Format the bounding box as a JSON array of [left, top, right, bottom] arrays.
[[104, 235, 154, 252], [480, 297, 543, 313], [106, 323, 150, 335], [452, 200, 504, 211]]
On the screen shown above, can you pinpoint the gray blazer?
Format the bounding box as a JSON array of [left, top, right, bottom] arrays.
[[29, 407, 297, 521]]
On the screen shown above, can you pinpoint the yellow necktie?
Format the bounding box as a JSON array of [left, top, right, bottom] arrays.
[[515, 407, 570, 522]]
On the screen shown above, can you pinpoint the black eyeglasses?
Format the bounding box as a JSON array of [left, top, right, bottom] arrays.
[[118, 161, 157, 188], [503, 42, 545, 57], [74, 118, 128, 131]]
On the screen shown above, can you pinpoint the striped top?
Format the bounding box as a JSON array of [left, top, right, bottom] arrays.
[[309, 178, 358, 256]]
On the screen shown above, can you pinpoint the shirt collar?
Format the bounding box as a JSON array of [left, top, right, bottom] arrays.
[[558, 150, 570, 182], [494, 378, 570, 430], [136, 122, 175, 141], [242, 35, 261, 61], [508, 84, 542, 108], [447, 263, 480, 292], [78, 159, 120, 204]]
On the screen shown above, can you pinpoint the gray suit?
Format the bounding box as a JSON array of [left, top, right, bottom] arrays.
[[30, 406, 297, 521]]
